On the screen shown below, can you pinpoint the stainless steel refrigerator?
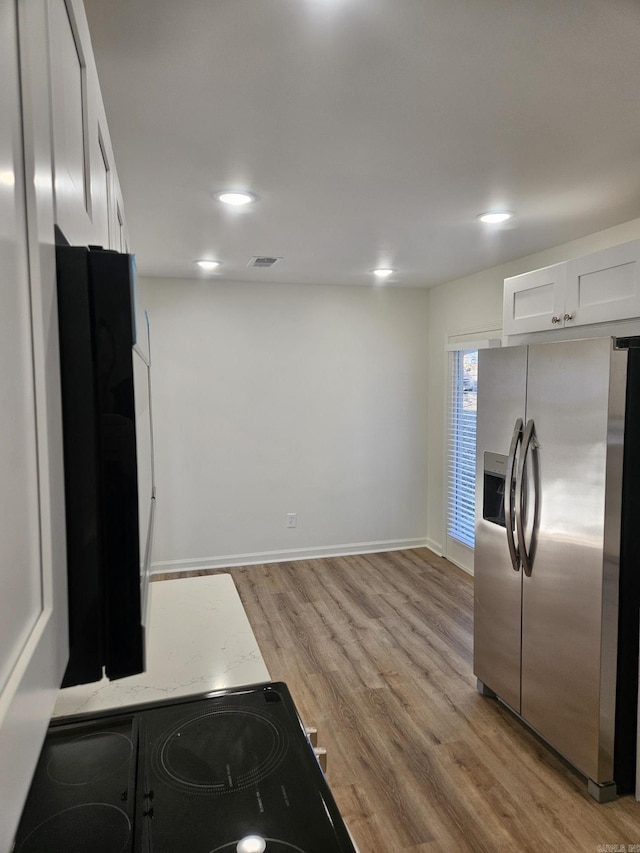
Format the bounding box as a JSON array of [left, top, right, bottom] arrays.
[[474, 336, 640, 802]]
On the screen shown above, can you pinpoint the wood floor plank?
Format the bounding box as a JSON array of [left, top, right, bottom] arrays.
[[161, 548, 640, 851]]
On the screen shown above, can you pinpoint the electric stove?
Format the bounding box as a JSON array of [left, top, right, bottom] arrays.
[[14, 682, 356, 853]]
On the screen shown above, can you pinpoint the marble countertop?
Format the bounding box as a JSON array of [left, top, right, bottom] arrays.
[[52, 573, 361, 850], [53, 573, 271, 717]]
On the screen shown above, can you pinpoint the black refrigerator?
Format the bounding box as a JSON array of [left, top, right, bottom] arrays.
[[55, 237, 152, 687]]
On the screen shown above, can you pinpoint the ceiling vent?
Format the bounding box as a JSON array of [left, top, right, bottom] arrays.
[[248, 256, 282, 268]]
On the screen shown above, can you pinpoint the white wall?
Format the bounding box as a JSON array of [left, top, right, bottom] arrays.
[[141, 216, 640, 575], [426, 215, 640, 570], [139, 277, 430, 572]]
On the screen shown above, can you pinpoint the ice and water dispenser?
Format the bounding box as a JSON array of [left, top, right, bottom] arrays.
[[482, 452, 510, 527]]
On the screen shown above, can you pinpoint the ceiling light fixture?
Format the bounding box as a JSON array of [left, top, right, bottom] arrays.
[[372, 268, 395, 278], [195, 260, 221, 271], [214, 191, 256, 206], [477, 210, 514, 224]]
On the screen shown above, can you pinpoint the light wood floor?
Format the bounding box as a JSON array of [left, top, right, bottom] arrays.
[[164, 548, 640, 851]]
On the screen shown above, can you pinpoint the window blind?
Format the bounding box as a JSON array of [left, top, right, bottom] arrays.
[[447, 348, 478, 548]]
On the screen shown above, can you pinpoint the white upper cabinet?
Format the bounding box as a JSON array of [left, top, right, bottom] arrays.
[[503, 240, 640, 338], [503, 263, 567, 336], [49, 0, 92, 242], [0, 0, 44, 718], [565, 241, 640, 327], [115, 195, 129, 253], [48, 0, 128, 250], [92, 124, 112, 249], [0, 1, 130, 847], [0, 0, 68, 848]]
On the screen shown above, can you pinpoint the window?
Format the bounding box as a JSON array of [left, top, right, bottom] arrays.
[[447, 348, 478, 549]]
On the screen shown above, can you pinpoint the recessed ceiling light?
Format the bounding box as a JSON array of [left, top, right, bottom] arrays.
[[477, 210, 514, 224], [372, 268, 395, 278], [195, 260, 221, 271], [214, 191, 256, 206]]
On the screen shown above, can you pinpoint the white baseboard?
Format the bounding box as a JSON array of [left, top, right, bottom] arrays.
[[424, 537, 443, 556], [446, 556, 474, 576], [150, 537, 429, 575], [423, 537, 474, 577], [444, 535, 474, 576]]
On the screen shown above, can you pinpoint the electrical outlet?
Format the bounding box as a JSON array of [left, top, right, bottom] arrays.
[[287, 513, 297, 528]]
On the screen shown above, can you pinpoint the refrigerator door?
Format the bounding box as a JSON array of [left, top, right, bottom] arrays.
[[56, 244, 144, 687], [474, 345, 528, 712], [521, 337, 626, 784]]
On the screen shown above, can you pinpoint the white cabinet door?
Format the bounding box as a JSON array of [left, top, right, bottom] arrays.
[[565, 240, 640, 328], [48, 0, 92, 243], [91, 123, 112, 249], [48, 0, 129, 251], [115, 196, 129, 252], [0, 9, 42, 713], [0, 1, 68, 849], [503, 263, 567, 336]]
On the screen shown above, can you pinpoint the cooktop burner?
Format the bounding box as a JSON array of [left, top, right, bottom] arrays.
[[14, 683, 356, 853], [154, 706, 289, 794], [47, 731, 134, 786], [16, 804, 131, 853], [211, 838, 310, 852]]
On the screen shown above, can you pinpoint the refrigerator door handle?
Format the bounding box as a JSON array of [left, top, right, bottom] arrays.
[[516, 418, 538, 577], [505, 418, 523, 572]]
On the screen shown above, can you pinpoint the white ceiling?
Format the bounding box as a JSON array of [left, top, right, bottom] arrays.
[[83, 0, 640, 288]]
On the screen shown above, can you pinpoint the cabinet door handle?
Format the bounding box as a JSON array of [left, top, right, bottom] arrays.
[[551, 315, 562, 324], [563, 313, 574, 321]]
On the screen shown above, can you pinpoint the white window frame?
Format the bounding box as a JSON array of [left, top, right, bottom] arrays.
[[444, 337, 500, 574]]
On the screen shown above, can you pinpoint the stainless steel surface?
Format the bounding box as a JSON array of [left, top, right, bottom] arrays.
[[505, 418, 523, 573], [587, 779, 618, 804], [474, 345, 528, 713], [476, 679, 497, 698], [564, 313, 575, 321], [475, 337, 629, 792], [598, 345, 627, 782], [519, 338, 625, 784], [551, 316, 562, 324]]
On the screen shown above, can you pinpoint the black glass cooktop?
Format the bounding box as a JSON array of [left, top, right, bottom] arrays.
[[14, 682, 356, 853]]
